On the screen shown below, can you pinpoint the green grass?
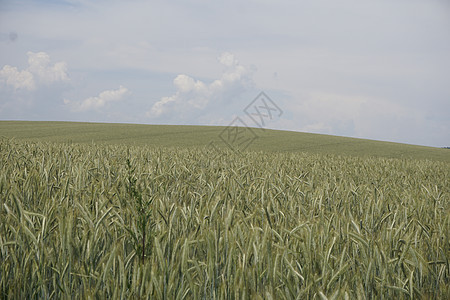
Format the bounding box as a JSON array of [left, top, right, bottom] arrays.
[[0, 121, 448, 162]]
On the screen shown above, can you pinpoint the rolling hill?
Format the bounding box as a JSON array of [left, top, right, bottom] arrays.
[[0, 120, 448, 162]]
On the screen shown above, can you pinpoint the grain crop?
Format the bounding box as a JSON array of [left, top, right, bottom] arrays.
[[0, 139, 448, 298]]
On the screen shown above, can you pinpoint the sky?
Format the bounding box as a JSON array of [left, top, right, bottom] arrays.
[[0, 0, 449, 147]]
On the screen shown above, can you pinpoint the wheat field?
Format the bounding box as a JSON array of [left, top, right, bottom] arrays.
[[0, 138, 448, 299]]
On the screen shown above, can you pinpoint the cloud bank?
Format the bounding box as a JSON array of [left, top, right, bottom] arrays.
[[64, 86, 129, 112], [0, 51, 68, 91], [149, 52, 253, 119], [0, 65, 35, 90]]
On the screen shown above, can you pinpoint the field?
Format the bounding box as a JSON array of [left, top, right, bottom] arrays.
[[0, 122, 449, 298], [1, 121, 449, 162]]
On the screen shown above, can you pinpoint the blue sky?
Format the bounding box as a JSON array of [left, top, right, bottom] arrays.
[[1, 0, 449, 147]]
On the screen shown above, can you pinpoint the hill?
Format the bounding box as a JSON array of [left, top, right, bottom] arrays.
[[0, 120, 448, 162]]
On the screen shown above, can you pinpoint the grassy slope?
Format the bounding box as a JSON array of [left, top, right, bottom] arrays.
[[0, 120, 448, 162]]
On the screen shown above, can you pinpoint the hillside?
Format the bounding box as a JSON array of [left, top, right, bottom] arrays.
[[0, 121, 448, 162]]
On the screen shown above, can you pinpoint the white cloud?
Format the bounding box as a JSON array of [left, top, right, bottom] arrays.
[[218, 52, 238, 67], [65, 85, 129, 111], [27, 51, 68, 84], [0, 51, 68, 91], [149, 52, 253, 117], [0, 65, 35, 90]]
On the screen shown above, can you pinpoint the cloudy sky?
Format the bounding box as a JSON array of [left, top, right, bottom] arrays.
[[1, 0, 449, 147]]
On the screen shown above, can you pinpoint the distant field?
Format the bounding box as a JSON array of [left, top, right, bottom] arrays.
[[0, 121, 449, 162]]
